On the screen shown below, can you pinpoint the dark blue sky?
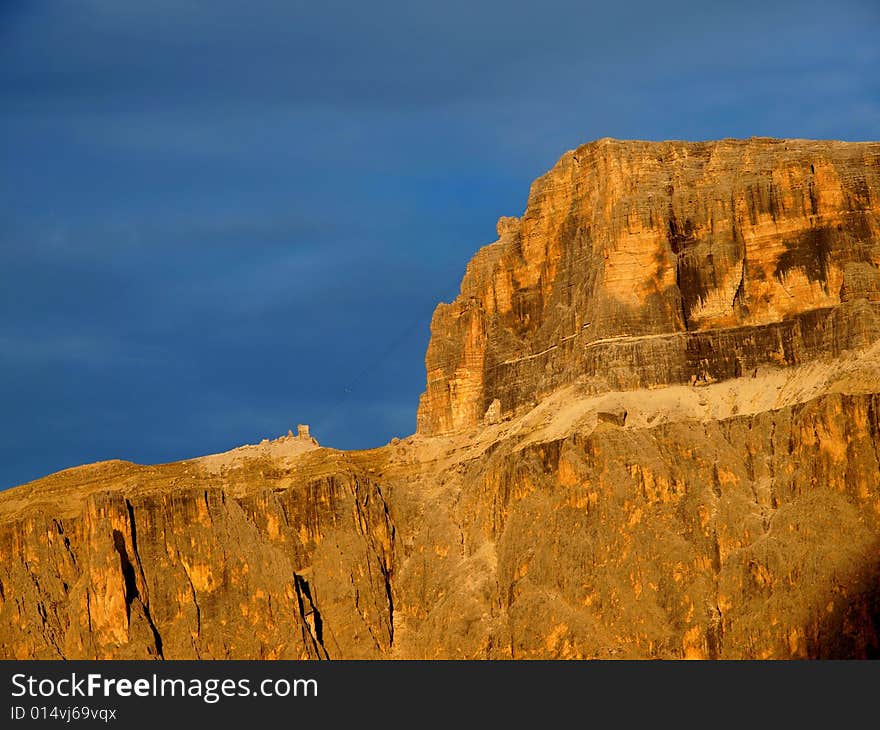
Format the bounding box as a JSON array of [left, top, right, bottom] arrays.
[[1, 1, 878, 489]]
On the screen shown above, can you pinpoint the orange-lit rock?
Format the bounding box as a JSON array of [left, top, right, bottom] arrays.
[[1, 138, 879, 659], [417, 138, 880, 435]]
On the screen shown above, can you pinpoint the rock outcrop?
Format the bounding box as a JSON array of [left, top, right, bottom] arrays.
[[1, 138, 879, 659], [417, 138, 880, 434], [0, 457, 394, 659]]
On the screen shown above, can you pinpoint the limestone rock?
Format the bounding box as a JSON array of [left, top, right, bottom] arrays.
[[416, 138, 880, 435], [1, 137, 879, 659], [484, 398, 503, 425], [597, 406, 627, 427]]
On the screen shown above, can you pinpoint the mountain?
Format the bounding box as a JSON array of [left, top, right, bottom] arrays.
[[2, 137, 879, 659]]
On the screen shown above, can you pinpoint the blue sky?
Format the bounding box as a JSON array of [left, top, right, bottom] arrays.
[[1, 0, 878, 488]]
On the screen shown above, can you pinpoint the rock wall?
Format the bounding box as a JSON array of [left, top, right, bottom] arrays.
[[395, 391, 880, 658], [417, 138, 880, 434], [0, 467, 394, 659], [1, 137, 879, 659]]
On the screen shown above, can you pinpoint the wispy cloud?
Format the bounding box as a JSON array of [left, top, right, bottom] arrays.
[[0, 333, 163, 369]]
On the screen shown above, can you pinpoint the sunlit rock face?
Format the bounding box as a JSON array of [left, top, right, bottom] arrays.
[[417, 138, 880, 435], [1, 138, 879, 660]]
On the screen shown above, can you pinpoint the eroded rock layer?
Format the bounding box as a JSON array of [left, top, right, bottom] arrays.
[[1, 138, 879, 659], [417, 138, 880, 434], [0, 460, 394, 659]]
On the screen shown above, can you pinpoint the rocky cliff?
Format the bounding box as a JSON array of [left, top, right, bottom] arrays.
[[417, 138, 880, 434], [1, 138, 879, 659]]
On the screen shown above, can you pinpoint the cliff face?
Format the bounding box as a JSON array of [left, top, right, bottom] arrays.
[[2, 138, 879, 659], [395, 387, 880, 659], [0, 456, 394, 659], [417, 138, 880, 434]]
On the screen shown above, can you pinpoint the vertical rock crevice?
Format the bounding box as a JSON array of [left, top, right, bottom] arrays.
[[293, 573, 328, 660], [113, 502, 164, 659]]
